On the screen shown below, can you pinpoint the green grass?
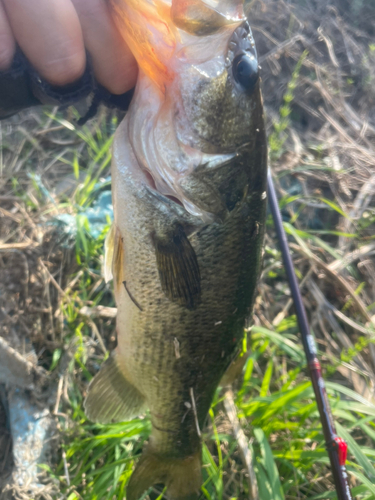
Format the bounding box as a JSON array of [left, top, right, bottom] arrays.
[[28, 107, 373, 500], [51, 319, 375, 500]]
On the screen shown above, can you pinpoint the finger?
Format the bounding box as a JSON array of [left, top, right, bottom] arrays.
[[0, 0, 15, 69], [71, 0, 137, 94], [2, 0, 85, 86]]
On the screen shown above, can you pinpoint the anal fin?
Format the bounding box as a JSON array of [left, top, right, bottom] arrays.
[[84, 352, 146, 424], [154, 224, 201, 309]]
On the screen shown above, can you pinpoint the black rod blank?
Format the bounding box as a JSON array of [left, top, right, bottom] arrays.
[[267, 169, 353, 500]]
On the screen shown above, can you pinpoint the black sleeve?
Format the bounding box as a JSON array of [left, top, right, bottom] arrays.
[[0, 48, 134, 121]]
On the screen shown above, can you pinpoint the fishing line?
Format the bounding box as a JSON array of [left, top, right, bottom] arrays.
[[267, 168, 353, 500]]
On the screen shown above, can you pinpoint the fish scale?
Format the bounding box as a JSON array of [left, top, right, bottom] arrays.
[[84, 1, 267, 498]]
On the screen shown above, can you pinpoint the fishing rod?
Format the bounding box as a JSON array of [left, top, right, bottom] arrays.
[[267, 169, 353, 500]]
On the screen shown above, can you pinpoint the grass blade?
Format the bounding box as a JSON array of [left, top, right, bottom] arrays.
[[254, 428, 285, 500]]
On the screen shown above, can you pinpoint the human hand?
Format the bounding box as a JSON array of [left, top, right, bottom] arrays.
[[0, 0, 137, 94]]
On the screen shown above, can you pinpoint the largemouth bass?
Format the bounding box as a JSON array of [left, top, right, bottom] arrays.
[[84, 1, 267, 499]]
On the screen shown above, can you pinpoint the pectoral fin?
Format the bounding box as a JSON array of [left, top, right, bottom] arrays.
[[84, 352, 146, 424], [154, 225, 201, 309]]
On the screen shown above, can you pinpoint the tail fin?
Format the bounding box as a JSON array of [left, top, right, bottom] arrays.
[[127, 446, 202, 500]]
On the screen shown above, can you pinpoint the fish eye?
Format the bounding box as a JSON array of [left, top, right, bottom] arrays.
[[232, 54, 259, 91]]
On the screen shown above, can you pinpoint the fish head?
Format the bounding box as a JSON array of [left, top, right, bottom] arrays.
[[173, 10, 266, 219], [110, 0, 266, 220], [176, 16, 262, 155]]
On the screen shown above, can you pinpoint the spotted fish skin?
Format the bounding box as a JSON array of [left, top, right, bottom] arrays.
[[84, 2, 267, 499]]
